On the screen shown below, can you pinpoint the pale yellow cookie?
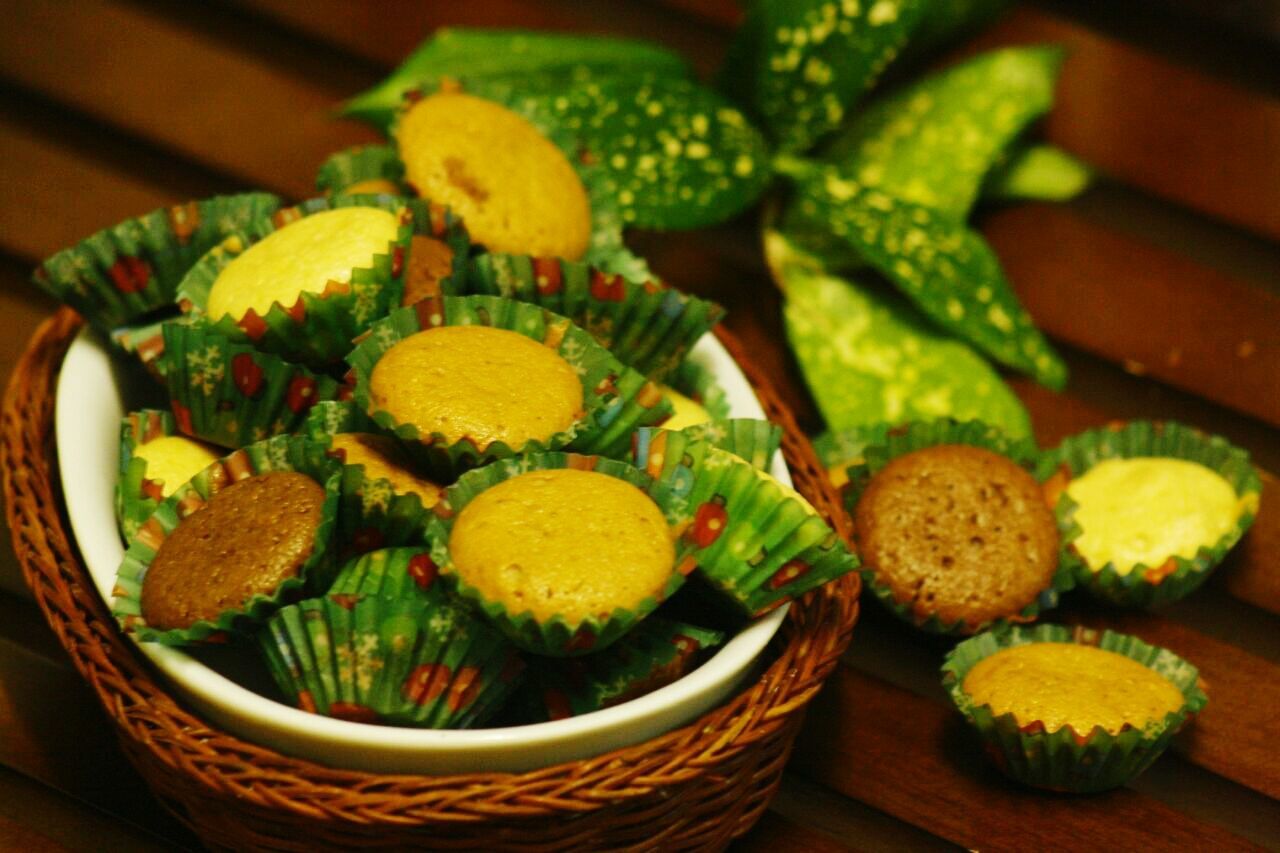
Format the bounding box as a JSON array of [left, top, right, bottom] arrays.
[[134, 435, 220, 497]]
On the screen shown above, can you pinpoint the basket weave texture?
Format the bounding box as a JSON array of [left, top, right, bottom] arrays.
[[2, 307, 859, 852]]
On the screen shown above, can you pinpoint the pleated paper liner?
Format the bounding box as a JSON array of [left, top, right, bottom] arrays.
[[110, 312, 176, 382], [665, 356, 731, 423], [399, 198, 471, 307], [347, 295, 672, 480], [425, 452, 696, 657], [460, 253, 724, 381], [32, 192, 282, 332], [316, 144, 408, 198], [175, 196, 413, 369], [258, 593, 525, 728], [674, 419, 781, 472], [843, 419, 1075, 635], [1037, 420, 1261, 608], [327, 547, 447, 602], [162, 320, 347, 450], [116, 409, 219, 544], [521, 617, 725, 722], [300, 401, 377, 441], [942, 623, 1208, 793], [632, 428, 859, 617], [112, 436, 342, 646]]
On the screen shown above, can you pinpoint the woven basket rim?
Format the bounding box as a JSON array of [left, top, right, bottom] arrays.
[[2, 307, 859, 833]]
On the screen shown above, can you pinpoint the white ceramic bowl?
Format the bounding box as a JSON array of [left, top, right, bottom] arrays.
[[57, 329, 789, 774]]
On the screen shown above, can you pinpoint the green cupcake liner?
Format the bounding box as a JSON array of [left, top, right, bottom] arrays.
[[315, 144, 408, 198], [299, 401, 378, 441], [259, 593, 524, 728], [632, 428, 858, 617], [665, 357, 731, 423], [347, 294, 672, 480], [327, 547, 448, 602], [673, 419, 781, 472], [175, 195, 414, 368], [33, 193, 282, 332], [843, 419, 1074, 635], [521, 617, 725, 721], [162, 320, 347, 449], [398, 198, 472, 308], [1036, 420, 1262, 609], [459, 253, 723, 381], [942, 623, 1208, 792], [115, 409, 219, 544], [112, 436, 343, 645], [110, 312, 177, 381], [811, 424, 896, 473], [427, 451, 697, 657]]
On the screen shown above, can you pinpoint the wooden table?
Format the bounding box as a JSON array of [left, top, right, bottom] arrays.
[[0, 1, 1276, 849]]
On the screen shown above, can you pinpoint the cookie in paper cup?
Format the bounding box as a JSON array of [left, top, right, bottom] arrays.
[[521, 617, 725, 722], [460, 253, 723, 381], [942, 623, 1207, 792], [811, 424, 894, 494], [316, 144, 409, 199], [661, 356, 732, 430], [1038, 420, 1261, 608], [632, 428, 858, 617], [426, 452, 696, 657], [845, 420, 1073, 635], [110, 313, 175, 381], [115, 409, 220, 543], [33, 192, 281, 332], [259, 593, 524, 728], [398, 198, 471, 307], [162, 320, 346, 449], [327, 547, 446, 602], [347, 294, 671, 480], [175, 195, 413, 368], [113, 436, 342, 645]]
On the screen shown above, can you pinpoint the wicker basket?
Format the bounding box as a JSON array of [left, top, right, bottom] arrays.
[[2, 307, 859, 852]]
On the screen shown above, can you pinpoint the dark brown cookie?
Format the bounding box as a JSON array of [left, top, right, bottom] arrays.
[[141, 471, 327, 630], [854, 444, 1058, 630]]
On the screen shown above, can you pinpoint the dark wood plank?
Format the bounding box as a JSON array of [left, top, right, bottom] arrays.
[[792, 666, 1263, 853], [986, 204, 1280, 428], [732, 810, 854, 853]]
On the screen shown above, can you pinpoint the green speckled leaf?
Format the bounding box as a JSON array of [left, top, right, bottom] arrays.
[[772, 231, 1031, 437], [343, 28, 691, 130], [824, 45, 1064, 218], [721, 0, 926, 154], [783, 166, 1067, 388], [981, 143, 1093, 203], [476, 74, 773, 230]]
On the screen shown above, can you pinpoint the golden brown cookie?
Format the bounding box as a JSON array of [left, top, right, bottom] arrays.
[[854, 444, 1058, 629], [140, 472, 327, 630], [401, 234, 455, 306]]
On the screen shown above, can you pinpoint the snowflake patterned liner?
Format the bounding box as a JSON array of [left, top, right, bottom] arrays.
[[328, 547, 448, 603], [315, 144, 409, 198], [322, 435, 442, 560], [843, 419, 1076, 636], [521, 616, 725, 722], [32, 192, 282, 333], [632, 427, 858, 617], [460, 252, 724, 382], [664, 356, 731, 423], [425, 451, 697, 657], [112, 435, 343, 646], [110, 312, 177, 382], [161, 320, 347, 450], [347, 294, 672, 481], [116, 409, 194, 545], [175, 195, 414, 369], [1036, 420, 1261, 610], [258, 592, 524, 729], [670, 418, 781, 472], [942, 623, 1208, 793]]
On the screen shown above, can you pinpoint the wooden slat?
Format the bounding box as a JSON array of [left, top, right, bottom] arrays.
[[969, 8, 1280, 242], [791, 667, 1261, 852], [986, 204, 1280, 428], [0, 0, 377, 200], [732, 811, 853, 853]]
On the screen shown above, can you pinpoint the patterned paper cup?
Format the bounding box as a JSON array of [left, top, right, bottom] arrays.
[[162, 320, 346, 449], [175, 195, 414, 368], [316, 144, 409, 198], [110, 313, 176, 381], [1037, 420, 1261, 608], [300, 401, 378, 442], [942, 623, 1208, 792], [633, 428, 859, 617], [843, 419, 1075, 635], [459, 253, 724, 381], [112, 436, 342, 645], [426, 452, 698, 657], [258, 592, 525, 728], [116, 409, 220, 544], [521, 617, 725, 721], [398, 198, 471, 307], [346, 294, 672, 480], [672, 419, 781, 472], [665, 357, 731, 423], [327, 547, 447, 602], [33, 192, 281, 332]]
